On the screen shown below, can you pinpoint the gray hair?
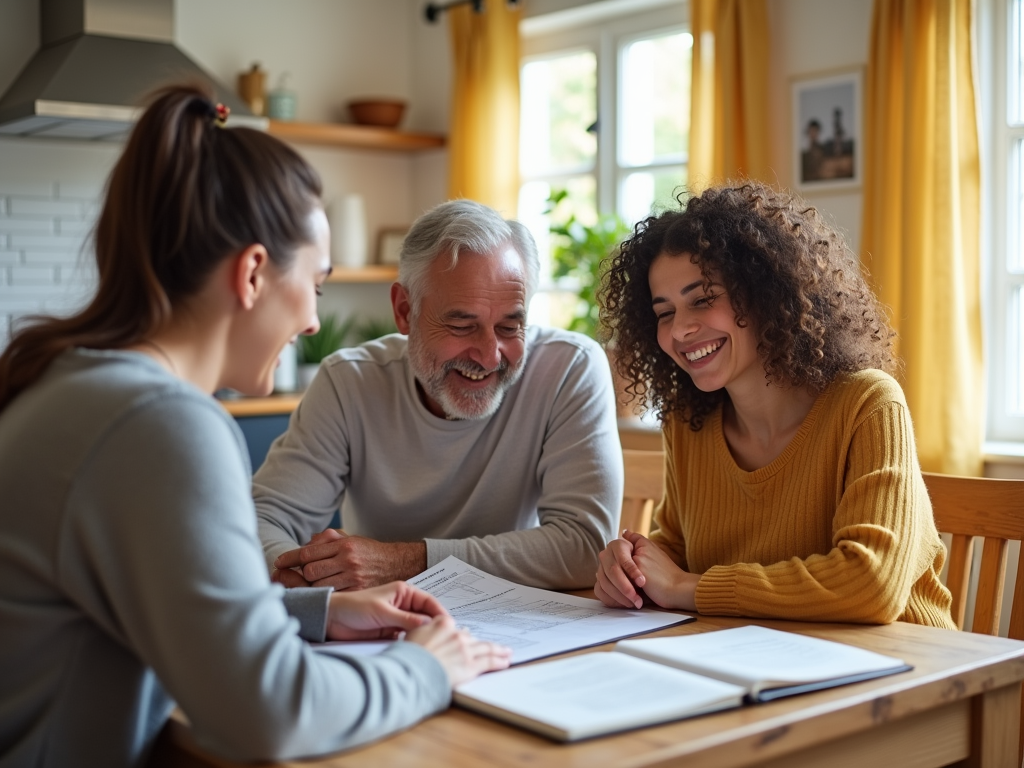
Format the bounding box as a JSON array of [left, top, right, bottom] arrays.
[[397, 199, 540, 310]]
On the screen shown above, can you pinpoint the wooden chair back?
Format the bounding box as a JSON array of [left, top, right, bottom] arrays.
[[619, 449, 665, 537], [923, 471, 1024, 766]]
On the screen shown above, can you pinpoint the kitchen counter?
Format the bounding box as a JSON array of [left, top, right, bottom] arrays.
[[217, 394, 302, 418], [218, 393, 663, 450]]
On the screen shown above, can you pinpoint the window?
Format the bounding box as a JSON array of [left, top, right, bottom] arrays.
[[981, 0, 1024, 445], [518, 2, 690, 326]]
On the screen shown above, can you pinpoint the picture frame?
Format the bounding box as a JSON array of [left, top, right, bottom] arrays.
[[376, 227, 407, 266], [791, 68, 863, 192]]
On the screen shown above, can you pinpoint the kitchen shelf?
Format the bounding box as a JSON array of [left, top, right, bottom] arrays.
[[327, 265, 398, 283], [268, 120, 445, 151]]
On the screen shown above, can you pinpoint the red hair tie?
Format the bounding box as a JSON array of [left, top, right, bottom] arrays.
[[214, 103, 230, 126]]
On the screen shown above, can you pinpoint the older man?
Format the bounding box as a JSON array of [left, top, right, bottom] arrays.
[[256, 199, 622, 590]]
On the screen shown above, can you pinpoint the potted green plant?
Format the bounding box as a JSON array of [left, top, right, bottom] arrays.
[[296, 313, 355, 389], [547, 189, 633, 415], [547, 189, 632, 341], [349, 315, 398, 344]]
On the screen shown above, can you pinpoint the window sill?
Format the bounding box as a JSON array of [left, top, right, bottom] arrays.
[[982, 442, 1024, 479], [983, 441, 1024, 462]]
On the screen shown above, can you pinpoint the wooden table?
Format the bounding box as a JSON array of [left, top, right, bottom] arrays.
[[151, 614, 1024, 768]]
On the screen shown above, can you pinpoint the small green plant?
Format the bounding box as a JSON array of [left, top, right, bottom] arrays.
[[349, 316, 398, 344], [547, 189, 632, 340], [298, 314, 355, 364]]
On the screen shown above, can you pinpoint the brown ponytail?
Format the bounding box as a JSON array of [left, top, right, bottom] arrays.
[[0, 83, 322, 412]]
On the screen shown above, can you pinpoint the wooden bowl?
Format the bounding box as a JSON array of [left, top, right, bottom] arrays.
[[348, 99, 406, 128]]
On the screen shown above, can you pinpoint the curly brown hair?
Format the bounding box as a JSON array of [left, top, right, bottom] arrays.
[[599, 181, 896, 429]]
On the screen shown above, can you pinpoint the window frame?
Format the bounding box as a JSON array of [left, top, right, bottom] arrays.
[[980, 0, 1024, 446], [520, 2, 690, 222]]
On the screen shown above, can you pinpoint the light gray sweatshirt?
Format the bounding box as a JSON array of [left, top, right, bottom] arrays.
[[255, 327, 623, 588], [0, 349, 449, 768]]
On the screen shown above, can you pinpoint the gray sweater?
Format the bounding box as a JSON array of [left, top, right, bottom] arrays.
[[255, 327, 623, 588], [0, 349, 449, 768]]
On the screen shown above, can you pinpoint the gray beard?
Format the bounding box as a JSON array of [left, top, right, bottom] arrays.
[[407, 331, 528, 420]]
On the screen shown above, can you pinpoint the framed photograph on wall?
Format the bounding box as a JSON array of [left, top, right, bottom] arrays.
[[376, 227, 407, 266], [791, 68, 863, 192]]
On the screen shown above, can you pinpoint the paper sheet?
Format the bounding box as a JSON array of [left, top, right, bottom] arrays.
[[617, 625, 909, 688], [409, 555, 691, 663]]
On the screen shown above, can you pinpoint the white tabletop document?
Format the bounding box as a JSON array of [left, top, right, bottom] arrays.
[[314, 556, 691, 663], [408, 556, 692, 664], [454, 625, 912, 741]]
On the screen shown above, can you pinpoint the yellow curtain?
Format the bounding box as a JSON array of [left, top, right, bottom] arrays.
[[447, 0, 521, 215], [688, 0, 772, 190], [861, 0, 982, 476]]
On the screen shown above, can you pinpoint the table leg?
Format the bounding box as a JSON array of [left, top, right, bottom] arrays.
[[965, 682, 1021, 768]]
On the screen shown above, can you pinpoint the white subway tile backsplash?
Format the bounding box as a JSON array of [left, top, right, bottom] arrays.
[[9, 234, 85, 251], [10, 198, 83, 217], [0, 286, 55, 312], [58, 264, 98, 285], [0, 182, 55, 197], [0, 159, 111, 340], [0, 217, 54, 234], [0, 284, 92, 314], [56, 182, 103, 200], [55, 219, 95, 236], [24, 250, 85, 265], [11, 266, 57, 286]]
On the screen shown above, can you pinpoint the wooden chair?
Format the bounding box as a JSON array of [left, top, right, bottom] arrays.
[[923, 471, 1024, 766], [619, 449, 665, 537]]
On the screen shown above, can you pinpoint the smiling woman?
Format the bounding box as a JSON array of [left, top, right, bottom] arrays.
[[594, 181, 957, 631]]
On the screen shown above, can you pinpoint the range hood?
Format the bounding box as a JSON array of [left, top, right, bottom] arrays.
[[0, 0, 266, 141]]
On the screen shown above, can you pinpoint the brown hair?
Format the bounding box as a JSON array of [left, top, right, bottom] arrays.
[[0, 83, 322, 412], [600, 181, 896, 429]]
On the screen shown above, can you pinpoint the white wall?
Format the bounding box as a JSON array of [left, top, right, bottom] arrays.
[[766, 0, 872, 254], [0, 0, 453, 336]]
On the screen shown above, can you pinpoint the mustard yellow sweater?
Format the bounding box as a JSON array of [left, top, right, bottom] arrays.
[[650, 369, 956, 629]]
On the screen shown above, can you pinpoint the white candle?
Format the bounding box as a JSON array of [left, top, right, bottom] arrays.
[[329, 194, 368, 269]]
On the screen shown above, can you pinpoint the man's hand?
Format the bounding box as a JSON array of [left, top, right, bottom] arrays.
[[326, 581, 447, 640], [273, 528, 428, 590]]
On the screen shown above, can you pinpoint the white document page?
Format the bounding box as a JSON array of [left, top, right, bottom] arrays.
[[409, 555, 691, 664], [454, 652, 745, 741], [616, 625, 908, 691]]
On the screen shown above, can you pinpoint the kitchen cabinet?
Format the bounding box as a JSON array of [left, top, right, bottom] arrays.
[[219, 397, 297, 472]]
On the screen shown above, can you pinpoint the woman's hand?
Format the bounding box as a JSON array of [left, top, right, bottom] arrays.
[[595, 532, 648, 609], [325, 581, 445, 640], [405, 616, 512, 686], [626, 531, 699, 611], [595, 530, 699, 611]]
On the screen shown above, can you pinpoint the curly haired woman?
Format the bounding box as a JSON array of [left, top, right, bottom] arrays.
[[595, 181, 955, 629]]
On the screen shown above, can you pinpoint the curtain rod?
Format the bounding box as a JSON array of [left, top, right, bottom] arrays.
[[424, 0, 519, 23]]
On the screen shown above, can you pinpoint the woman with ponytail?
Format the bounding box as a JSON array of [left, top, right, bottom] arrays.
[[0, 85, 508, 767]]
